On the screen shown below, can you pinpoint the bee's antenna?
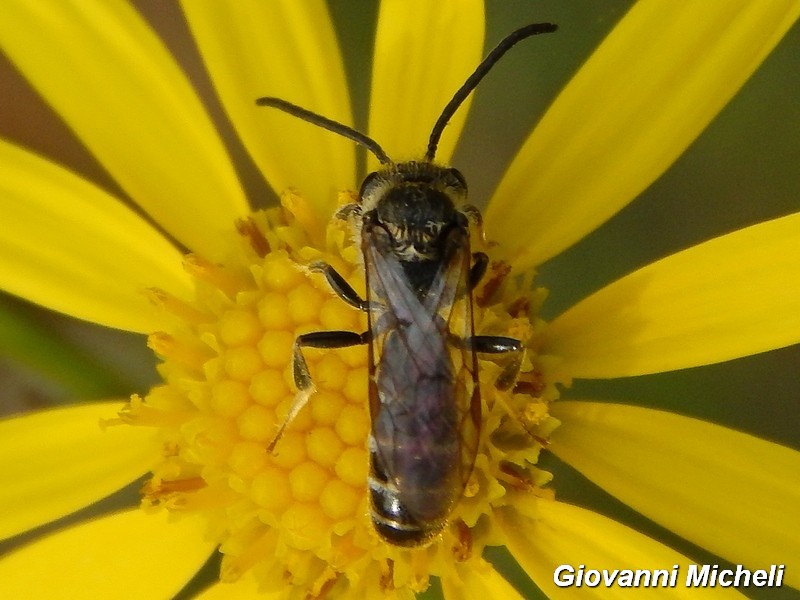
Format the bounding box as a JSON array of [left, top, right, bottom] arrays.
[[256, 97, 393, 166], [424, 22, 557, 163]]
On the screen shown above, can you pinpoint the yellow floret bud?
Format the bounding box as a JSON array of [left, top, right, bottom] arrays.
[[288, 283, 324, 324], [319, 297, 358, 330], [258, 292, 292, 329], [305, 426, 344, 467], [270, 431, 306, 469], [219, 309, 263, 346], [249, 369, 288, 407], [237, 405, 276, 442], [261, 255, 303, 291], [335, 447, 367, 487], [320, 479, 360, 520], [281, 503, 330, 551], [224, 346, 264, 381], [289, 461, 329, 502], [335, 405, 369, 446], [250, 466, 292, 511], [342, 367, 369, 402], [338, 344, 367, 368], [314, 353, 348, 391], [228, 441, 269, 478], [211, 380, 250, 418], [309, 390, 346, 425], [257, 330, 294, 368]]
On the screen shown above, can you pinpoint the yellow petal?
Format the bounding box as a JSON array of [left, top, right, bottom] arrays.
[[0, 509, 216, 598], [181, 0, 355, 218], [0, 402, 157, 541], [543, 213, 800, 378], [443, 561, 522, 600], [0, 1, 249, 257], [368, 0, 484, 167], [487, 1, 800, 269], [498, 502, 748, 599], [0, 140, 191, 333], [549, 401, 800, 589]]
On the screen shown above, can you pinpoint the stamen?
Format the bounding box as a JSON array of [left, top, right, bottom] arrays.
[[514, 369, 546, 396], [236, 217, 271, 258], [281, 190, 323, 243], [476, 261, 512, 306], [462, 473, 480, 498], [183, 254, 249, 297], [145, 476, 207, 495], [147, 332, 210, 371], [451, 520, 472, 561], [117, 393, 191, 426], [220, 530, 278, 583], [310, 571, 340, 599], [144, 287, 210, 324], [380, 560, 395, 593], [507, 296, 531, 318], [496, 462, 534, 491]]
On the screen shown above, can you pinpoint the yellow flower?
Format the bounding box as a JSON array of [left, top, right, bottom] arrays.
[[1, 1, 799, 598]]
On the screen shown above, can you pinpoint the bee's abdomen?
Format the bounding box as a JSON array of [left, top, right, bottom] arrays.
[[367, 417, 461, 547], [367, 331, 462, 546], [368, 452, 448, 547], [368, 482, 444, 546]]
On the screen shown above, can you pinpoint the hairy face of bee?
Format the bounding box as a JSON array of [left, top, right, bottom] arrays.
[[360, 162, 468, 261]]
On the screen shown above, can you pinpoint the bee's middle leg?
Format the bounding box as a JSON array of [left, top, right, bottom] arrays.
[[292, 330, 370, 391], [269, 330, 370, 452]]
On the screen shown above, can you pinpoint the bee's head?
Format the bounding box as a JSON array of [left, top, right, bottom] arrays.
[[359, 162, 468, 260]]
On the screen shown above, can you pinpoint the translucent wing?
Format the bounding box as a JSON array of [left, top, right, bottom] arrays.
[[363, 221, 480, 524]]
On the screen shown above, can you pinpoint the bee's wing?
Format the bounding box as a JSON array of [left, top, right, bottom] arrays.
[[437, 228, 482, 496], [363, 226, 481, 499]]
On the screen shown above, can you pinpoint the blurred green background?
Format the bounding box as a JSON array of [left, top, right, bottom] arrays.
[[0, 1, 797, 598]]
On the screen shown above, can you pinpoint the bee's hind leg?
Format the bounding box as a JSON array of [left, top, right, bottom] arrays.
[[268, 330, 370, 452], [465, 335, 548, 446], [465, 335, 523, 390]]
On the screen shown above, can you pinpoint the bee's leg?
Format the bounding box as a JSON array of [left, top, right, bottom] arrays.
[[308, 261, 371, 312], [461, 204, 489, 245], [468, 252, 488, 291], [464, 335, 548, 444], [292, 330, 371, 390], [464, 335, 523, 390], [269, 330, 370, 452], [334, 202, 359, 221]]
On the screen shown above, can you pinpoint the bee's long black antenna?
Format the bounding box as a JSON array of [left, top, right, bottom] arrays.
[[425, 22, 557, 163], [256, 96, 392, 165]]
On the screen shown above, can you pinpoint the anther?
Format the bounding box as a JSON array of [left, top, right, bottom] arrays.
[[183, 254, 249, 297], [144, 287, 209, 324], [147, 332, 211, 371], [236, 217, 271, 258]]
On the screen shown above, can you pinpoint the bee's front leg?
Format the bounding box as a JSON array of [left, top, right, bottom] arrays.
[[268, 329, 370, 452], [309, 261, 374, 312]]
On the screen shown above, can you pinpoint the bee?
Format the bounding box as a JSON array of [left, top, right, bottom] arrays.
[[258, 23, 557, 547]]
